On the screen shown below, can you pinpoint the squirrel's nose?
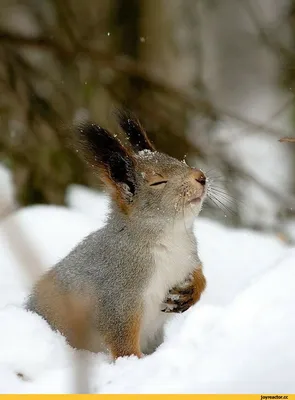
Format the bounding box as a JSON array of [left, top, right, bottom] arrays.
[[191, 169, 206, 186]]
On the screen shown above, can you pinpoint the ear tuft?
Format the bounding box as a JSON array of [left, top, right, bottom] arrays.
[[76, 122, 137, 198], [115, 109, 155, 152]]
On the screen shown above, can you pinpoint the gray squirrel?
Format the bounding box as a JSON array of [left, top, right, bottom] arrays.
[[26, 111, 207, 359]]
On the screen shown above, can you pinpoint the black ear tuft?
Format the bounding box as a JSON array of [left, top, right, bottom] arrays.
[[77, 122, 137, 196], [115, 109, 155, 152]]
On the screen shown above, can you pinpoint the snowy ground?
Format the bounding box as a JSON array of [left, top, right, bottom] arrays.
[[0, 166, 294, 394]]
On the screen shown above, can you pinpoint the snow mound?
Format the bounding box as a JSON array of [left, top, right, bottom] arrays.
[[0, 205, 98, 308], [0, 184, 294, 393], [65, 184, 109, 224]]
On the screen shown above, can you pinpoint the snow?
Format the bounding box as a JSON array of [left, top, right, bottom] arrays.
[[0, 173, 294, 393], [137, 149, 157, 160], [0, 204, 99, 308], [65, 184, 109, 225]]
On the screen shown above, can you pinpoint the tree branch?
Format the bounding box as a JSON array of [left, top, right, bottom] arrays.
[[1, 30, 294, 139], [279, 137, 295, 142]]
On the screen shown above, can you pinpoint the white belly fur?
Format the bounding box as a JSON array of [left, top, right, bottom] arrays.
[[140, 223, 197, 353]]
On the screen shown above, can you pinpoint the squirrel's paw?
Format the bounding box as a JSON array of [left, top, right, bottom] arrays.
[[161, 277, 194, 314]]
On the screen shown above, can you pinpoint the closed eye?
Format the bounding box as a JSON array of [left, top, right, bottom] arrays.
[[149, 180, 168, 187]]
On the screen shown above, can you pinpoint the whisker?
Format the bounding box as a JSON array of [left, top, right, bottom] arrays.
[[207, 180, 229, 187], [208, 188, 246, 207], [207, 181, 245, 202], [207, 186, 230, 194], [207, 199, 233, 218], [208, 189, 236, 202], [206, 175, 227, 181], [204, 167, 220, 175], [205, 195, 226, 214], [207, 178, 229, 184], [211, 198, 237, 217], [207, 193, 238, 216]]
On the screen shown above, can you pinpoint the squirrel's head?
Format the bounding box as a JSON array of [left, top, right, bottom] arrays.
[[77, 111, 207, 227]]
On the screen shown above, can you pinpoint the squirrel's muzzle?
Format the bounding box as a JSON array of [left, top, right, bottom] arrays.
[[186, 169, 207, 204], [191, 169, 206, 186]]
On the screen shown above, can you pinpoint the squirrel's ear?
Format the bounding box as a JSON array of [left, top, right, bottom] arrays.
[[77, 123, 137, 204], [116, 109, 155, 152]]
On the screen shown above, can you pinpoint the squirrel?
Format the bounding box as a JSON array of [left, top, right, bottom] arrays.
[[26, 111, 207, 359]]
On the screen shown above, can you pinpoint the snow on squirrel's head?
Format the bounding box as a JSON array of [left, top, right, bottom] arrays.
[[76, 110, 207, 226]]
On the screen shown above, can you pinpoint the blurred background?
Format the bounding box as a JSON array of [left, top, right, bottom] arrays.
[[0, 0, 295, 238]]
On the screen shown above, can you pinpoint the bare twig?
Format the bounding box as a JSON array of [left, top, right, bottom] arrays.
[[1, 31, 294, 139], [279, 137, 295, 143]]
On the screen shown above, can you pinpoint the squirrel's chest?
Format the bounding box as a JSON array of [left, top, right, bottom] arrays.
[[146, 229, 197, 303], [140, 228, 198, 352]]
